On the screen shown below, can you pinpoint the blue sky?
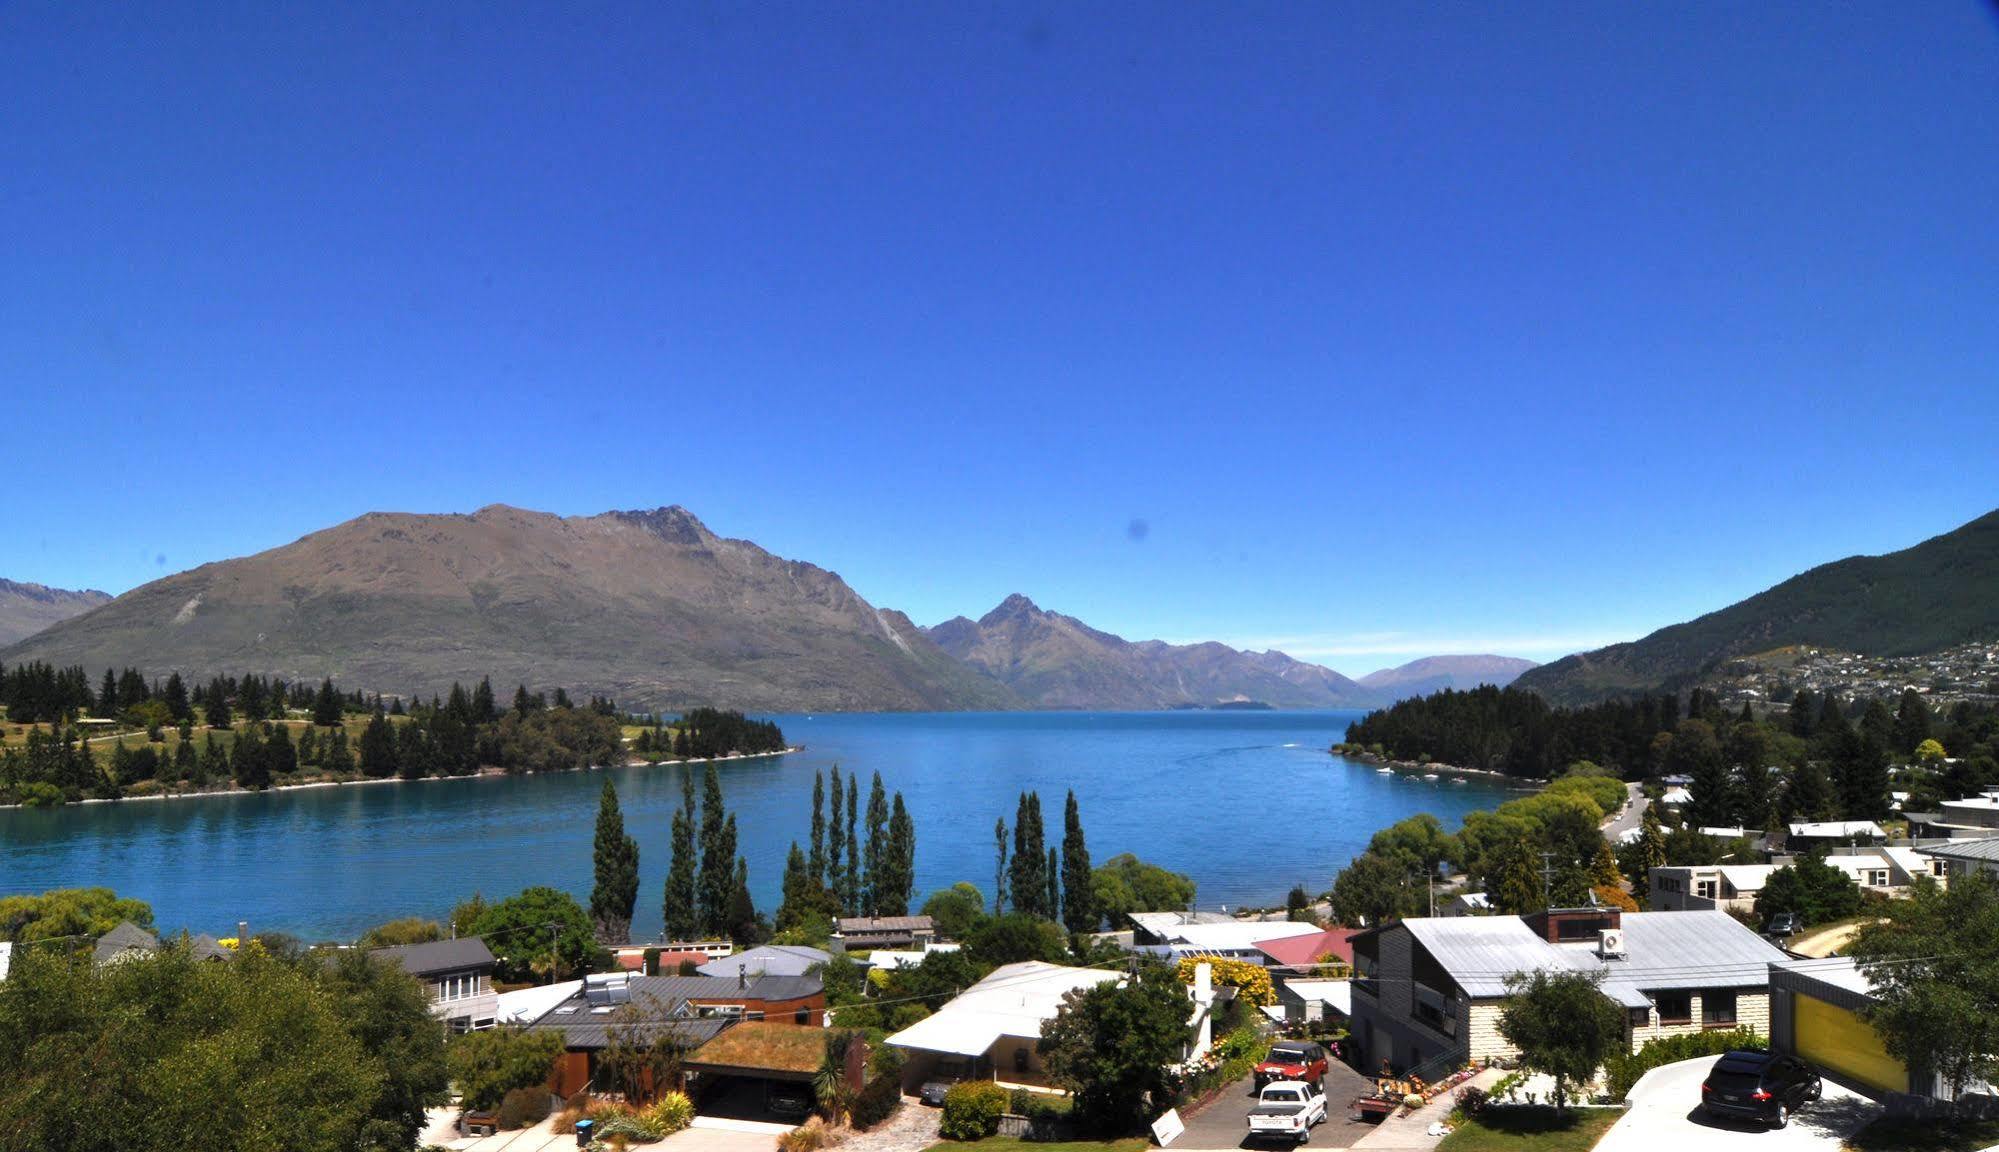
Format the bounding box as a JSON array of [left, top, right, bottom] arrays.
[[4, 4, 1997, 677]]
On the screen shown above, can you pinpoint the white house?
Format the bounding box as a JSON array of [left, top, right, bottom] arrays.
[[1648, 864, 1780, 913], [887, 961, 1124, 1092]]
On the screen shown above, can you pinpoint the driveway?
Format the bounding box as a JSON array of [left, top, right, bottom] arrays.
[[1597, 1057, 1880, 1152], [1175, 1062, 1377, 1149]]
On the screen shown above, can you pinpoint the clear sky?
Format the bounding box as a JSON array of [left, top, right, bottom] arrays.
[[5, 4, 1997, 677]]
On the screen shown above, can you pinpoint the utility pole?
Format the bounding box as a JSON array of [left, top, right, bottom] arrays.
[[1540, 852, 1557, 909]]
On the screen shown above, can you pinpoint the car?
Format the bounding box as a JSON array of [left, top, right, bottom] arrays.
[[1247, 1080, 1328, 1145], [1701, 1049, 1821, 1128], [1254, 1041, 1330, 1088], [1765, 912, 1802, 939], [918, 1080, 953, 1107], [768, 1087, 813, 1121]]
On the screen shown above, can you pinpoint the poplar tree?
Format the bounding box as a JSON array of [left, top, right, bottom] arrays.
[[590, 780, 640, 942], [1009, 792, 1048, 919], [1060, 790, 1095, 933], [993, 818, 1009, 914], [863, 771, 889, 916], [809, 771, 827, 889], [843, 775, 860, 917], [882, 792, 916, 917], [1046, 848, 1060, 921], [663, 772, 698, 940], [697, 763, 733, 935], [827, 766, 847, 914]]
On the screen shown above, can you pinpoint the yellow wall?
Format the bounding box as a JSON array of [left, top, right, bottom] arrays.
[[1794, 993, 1907, 1096]]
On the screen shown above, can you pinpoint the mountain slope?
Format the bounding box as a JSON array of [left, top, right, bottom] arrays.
[[1515, 509, 1999, 704], [0, 580, 112, 647], [1357, 655, 1538, 699], [0, 505, 1020, 712], [926, 594, 1369, 709]]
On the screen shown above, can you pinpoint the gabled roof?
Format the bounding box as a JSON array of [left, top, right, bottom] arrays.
[[1142, 918, 1323, 953], [834, 916, 934, 934], [697, 945, 829, 979], [1920, 837, 1999, 863], [370, 936, 495, 977], [94, 921, 158, 964], [887, 961, 1122, 1058], [1255, 928, 1355, 967], [188, 933, 234, 962], [1400, 917, 1555, 998], [1399, 911, 1785, 1000]]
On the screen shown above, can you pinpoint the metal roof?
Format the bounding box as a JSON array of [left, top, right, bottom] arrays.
[[834, 916, 934, 933], [370, 937, 495, 976], [519, 972, 819, 1051], [1788, 821, 1886, 838], [697, 945, 830, 979], [887, 961, 1122, 1058], [1403, 911, 1786, 1000], [1919, 837, 1999, 863], [1401, 918, 1557, 998]]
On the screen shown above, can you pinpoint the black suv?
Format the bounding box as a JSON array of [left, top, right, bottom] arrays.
[[1700, 1050, 1822, 1128]]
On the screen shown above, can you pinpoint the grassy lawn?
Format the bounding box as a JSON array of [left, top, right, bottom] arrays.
[[1844, 1116, 1999, 1152], [1436, 1106, 1621, 1152], [923, 1140, 1147, 1152]]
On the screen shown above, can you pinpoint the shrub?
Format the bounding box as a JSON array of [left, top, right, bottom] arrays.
[[1453, 1085, 1490, 1118], [940, 1080, 1007, 1140], [1606, 1028, 1764, 1099], [1175, 956, 1275, 1007], [777, 1116, 832, 1152], [852, 1074, 902, 1130], [641, 1092, 694, 1135], [594, 1114, 665, 1142], [494, 1086, 551, 1130], [447, 1026, 565, 1111]]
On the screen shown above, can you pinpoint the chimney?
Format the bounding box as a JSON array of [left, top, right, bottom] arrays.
[[237, 920, 249, 944], [737, 964, 746, 990]]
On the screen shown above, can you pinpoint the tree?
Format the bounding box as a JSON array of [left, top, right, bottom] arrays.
[[725, 857, 766, 946], [322, 949, 453, 1150], [1330, 852, 1416, 927], [1090, 854, 1196, 925], [777, 842, 827, 937], [1783, 759, 1838, 823], [313, 678, 344, 727], [590, 780, 640, 943], [445, 1027, 566, 1112], [992, 817, 1008, 914], [472, 886, 596, 982], [1753, 855, 1861, 929], [966, 912, 1070, 966], [1850, 873, 1999, 1094], [0, 886, 153, 942], [697, 763, 734, 936], [1038, 962, 1191, 1134], [598, 1004, 691, 1104], [162, 672, 192, 725], [356, 917, 443, 949], [809, 770, 827, 889], [1895, 690, 1934, 757], [882, 792, 916, 917], [663, 773, 698, 941], [1060, 790, 1095, 934], [1497, 970, 1625, 1110], [1286, 885, 1312, 922], [843, 774, 860, 915], [1915, 738, 1947, 767], [1620, 807, 1669, 905], [862, 771, 889, 916], [1008, 792, 1049, 919], [920, 883, 990, 942], [358, 707, 396, 778], [205, 678, 232, 729], [1671, 719, 1733, 830], [828, 766, 847, 913], [1486, 836, 1545, 916]]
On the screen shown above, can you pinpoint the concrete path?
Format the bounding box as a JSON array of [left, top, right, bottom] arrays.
[[1597, 1057, 1878, 1152], [1350, 1067, 1506, 1151]]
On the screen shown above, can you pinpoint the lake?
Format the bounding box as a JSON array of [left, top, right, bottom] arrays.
[[0, 710, 1520, 940]]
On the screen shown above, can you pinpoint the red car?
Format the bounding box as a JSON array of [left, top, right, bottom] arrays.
[[1254, 1041, 1329, 1088]]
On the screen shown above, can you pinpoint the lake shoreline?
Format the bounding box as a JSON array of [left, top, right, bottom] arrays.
[[1332, 744, 1538, 788], [0, 746, 802, 811]]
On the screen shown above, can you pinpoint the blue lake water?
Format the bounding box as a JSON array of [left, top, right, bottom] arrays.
[[0, 710, 1521, 940]]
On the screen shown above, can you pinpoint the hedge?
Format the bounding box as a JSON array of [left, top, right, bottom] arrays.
[[1606, 1028, 1765, 1099], [940, 1081, 1008, 1140], [852, 1073, 902, 1130]]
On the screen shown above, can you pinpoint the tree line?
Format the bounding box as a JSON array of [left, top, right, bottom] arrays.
[[771, 766, 917, 937], [632, 707, 787, 760]]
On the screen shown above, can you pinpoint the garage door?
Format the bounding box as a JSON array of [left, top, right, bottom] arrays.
[[1794, 993, 1906, 1096]]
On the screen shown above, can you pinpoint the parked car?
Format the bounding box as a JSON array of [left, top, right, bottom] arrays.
[[1765, 912, 1802, 939], [918, 1080, 953, 1107], [1246, 1080, 1328, 1145], [768, 1087, 813, 1121], [1700, 1050, 1822, 1128], [1254, 1041, 1330, 1088]]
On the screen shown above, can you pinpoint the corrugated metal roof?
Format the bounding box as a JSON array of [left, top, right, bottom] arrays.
[[370, 937, 495, 976], [1405, 911, 1787, 999], [1921, 838, 1999, 862], [697, 945, 829, 979], [1402, 918, 1557, 998], [887, 961, 1122, 1058]]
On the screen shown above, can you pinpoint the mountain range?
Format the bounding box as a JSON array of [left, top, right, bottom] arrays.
[[0, 505, 1531, 712], [1514, 508, 1999, 704], [0, 579, 111, 647]]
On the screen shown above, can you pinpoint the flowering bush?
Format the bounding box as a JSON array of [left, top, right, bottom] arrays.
[[1176, 956, 1276, 1007]]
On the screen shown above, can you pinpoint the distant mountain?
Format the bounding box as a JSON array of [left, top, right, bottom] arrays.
[[0, 579, 111, 647], [1515, 509, 1999, 704], [0, 505, 1019, 713], [925, 594, 1371, 710], [1356, 654, 1539, 699]]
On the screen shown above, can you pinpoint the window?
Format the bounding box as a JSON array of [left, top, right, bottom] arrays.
[[436, 974, 482, 1002], [1865, 869, 1891, 887], [1628, 1006, 1650, 1030], [1704, 991, 1737, 1026], [1654, 992, 1692, 1024], [794, 1007, 811, 1025], [1695, 880, 1717, 900]]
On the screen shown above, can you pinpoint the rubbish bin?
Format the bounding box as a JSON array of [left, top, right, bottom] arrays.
[[574, 1118, 594, 1147]]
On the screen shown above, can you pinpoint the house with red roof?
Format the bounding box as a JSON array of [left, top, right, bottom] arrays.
[[1254, 927, 1355, 971]]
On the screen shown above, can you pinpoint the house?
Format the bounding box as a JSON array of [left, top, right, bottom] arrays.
[[1920, 836, 1999, 882], [1818, 846, 1943, 895], [1769, 957, 1980, 1105], [525, 971, 826, 1098], [683, 1022, 864, 1116], [1648, 864, 1780, 913], [371, 937, 499, 1033], [1786, 821, 1887, 849], [1130, 917, 1325, 962], [93, 921, 159, 965], [1128, 909, 1237, 944], [1254, 928, 1355, 973], [887, 960, 1125, 1092], [1659, 786, 1693, 811], [1349, 907, 1787, 1075], [1274, 978, 1352, 1026], [697, 944, 830, 980], [1442, 892, 1492, 917], [832, 915, 936, 950], [1909, 796, 1999, 839]]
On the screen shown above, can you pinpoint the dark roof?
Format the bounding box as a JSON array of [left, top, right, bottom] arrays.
[[835, 916, 934, 934], [521, 976, 767, 1050], [188, 934, 234, 962], [94, 921, 159, 963], [370, 937, 496, 977]]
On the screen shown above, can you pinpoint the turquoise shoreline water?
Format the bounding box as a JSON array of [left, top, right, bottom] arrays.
[[0, 710, 1519, 940]]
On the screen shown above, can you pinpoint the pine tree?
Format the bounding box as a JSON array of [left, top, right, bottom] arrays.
[[1894, 689, 1933, 758], [808, 771, 827, 889], [323, 729, 354, 774], [233, 723, 270, 790], [267, 723, 298, 776], [862, 771, 889, 916], [312, 678, 343, 727], [1060, 790, 1095, 934], [205, 678, 232, 729], [472, 676, 498, 724], [1785, 760, 1838, 823], [358, 707, 396, 778], [590, 779, 640, 943], [1630, 807, 1668, 904], [1009, 792, 1048, 919], [162, 672, 191, 725], [1489, 837, 1544, 915], [1046, 848, 1060, 919], [726, 856, 762, 946], [98, 668, 118, 718], [664, 772, 698, 940]]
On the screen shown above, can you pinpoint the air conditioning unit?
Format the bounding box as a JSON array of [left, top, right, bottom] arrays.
[[1598, 928, 1626, 959]]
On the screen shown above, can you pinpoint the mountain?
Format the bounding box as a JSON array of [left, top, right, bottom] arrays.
[[0, 505, 1019, 713], [1515, 509, 1999, 704], [1356, 655, 1539, 699], [0, 580, 112, 647], [925, 594, 1371, 709]]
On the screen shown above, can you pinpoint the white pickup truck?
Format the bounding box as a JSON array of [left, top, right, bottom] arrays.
[[1245, 1079, 1328, 1145]]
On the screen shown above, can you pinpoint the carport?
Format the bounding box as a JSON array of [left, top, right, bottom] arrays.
[[683, 1023, 859, 1124]]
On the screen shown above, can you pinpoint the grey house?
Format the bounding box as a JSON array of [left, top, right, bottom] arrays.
[[372, 937, 498, 1032]]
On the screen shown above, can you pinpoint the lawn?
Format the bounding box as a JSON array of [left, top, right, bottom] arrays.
[[1436, 1106, 1621, 1152], [923, 1140, 1147, 1152], [1844, 1116, 1999, 1152]]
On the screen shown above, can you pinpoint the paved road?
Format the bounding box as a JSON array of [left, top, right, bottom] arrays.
[[1175, 1063, 1377, 1150], [1601, 782, 1647, 844], [1596, 1057, 1879, 1152]]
